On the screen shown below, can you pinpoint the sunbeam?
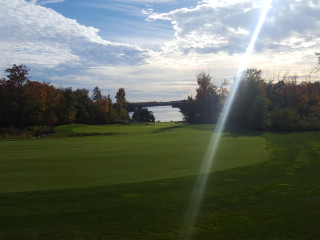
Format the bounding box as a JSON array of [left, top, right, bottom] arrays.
[[182, 1, 273, 239]]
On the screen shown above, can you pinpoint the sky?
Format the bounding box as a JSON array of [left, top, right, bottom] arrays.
[[1, 0, 320, 101]]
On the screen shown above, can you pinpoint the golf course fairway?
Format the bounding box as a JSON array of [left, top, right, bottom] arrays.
[[0, 123, 319, 240], [0, 123, 267, 193]]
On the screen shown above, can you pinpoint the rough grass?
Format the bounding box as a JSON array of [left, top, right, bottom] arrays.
[[0, 124, 319, 240]]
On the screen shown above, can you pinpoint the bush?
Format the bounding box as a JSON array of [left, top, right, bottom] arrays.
[[0, 126, 54, 139], [27, 126, 55, 137]]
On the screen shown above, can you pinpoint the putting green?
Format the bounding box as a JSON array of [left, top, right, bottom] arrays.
[[0, 123, 268, 193]]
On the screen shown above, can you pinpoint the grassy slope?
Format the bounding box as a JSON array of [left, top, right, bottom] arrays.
[[0, 123, 267, 193], [0, 124, 320, 239]]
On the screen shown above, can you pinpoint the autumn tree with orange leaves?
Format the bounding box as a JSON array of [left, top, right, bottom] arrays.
[[0, 65, 130, 129]]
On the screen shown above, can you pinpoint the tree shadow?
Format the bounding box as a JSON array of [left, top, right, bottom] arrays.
[[153, 125, 184, 133], [223, 126, 264, 138], [184, 124, 215, 132]]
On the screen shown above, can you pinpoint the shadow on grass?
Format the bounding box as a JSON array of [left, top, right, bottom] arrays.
[[184, 124, 215, 132], [222, 126, 311, 138], [66, 132, 127, 137], [222, 126, 264, 137], [152, 124, 184, 133]]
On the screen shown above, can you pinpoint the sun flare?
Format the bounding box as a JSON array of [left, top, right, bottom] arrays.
[[182, 1, 273, 238]]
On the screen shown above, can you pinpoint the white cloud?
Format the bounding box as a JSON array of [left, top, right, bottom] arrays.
[[147, 0, 320, 56], [138, 0, 320, 87], [0, 0, 147, 70], [1, 0, 320, 101]]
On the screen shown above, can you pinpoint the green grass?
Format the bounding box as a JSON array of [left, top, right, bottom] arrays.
[[0, 123, 320, 239], [0, 123, 267, 193]]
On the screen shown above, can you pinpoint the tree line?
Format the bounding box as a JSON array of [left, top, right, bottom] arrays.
[[0, 64, 129, 129], [2, 62, 320, 132], [179, 69, 320, 131], [127, 100, 182, 112]]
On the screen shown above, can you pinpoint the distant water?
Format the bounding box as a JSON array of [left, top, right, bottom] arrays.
[[129, 105, 184, 122]]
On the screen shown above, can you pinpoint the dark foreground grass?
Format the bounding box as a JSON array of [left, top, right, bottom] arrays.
[[0, 125, 320, 239]]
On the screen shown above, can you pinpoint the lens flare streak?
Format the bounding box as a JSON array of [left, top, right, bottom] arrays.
[[182, 1, 273, 238]]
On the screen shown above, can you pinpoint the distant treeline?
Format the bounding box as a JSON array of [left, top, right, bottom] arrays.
[[2, 63, 320, 131], [127, 100, 183, 111], [0, 65, 129, 129], [179, 69, 320, 131]]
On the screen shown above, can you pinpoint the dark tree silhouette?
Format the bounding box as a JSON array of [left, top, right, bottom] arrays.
[[5, 64, 29, 87], [92, 86, 103, 102], [2, 65, 30, 128], [132, 106, 155, 123], [179, 72, 223, 124]]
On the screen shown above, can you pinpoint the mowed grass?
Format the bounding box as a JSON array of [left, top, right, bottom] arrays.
[[0, 123, 267, 193], [0, 123, 320, 239]]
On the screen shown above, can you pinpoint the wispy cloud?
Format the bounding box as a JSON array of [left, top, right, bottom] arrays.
[[76, 2, 145, 17], [38, 0, 65, 5]]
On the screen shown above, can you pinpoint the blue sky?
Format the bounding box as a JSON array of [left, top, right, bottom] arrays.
[[44, 0, 183, 47], [1, 0, 320, 101]]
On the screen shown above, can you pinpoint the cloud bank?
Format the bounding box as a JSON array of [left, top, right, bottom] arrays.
[[148, 0, 320, 56], [0, 0, 147, 70], [1, 0, 320, 101]]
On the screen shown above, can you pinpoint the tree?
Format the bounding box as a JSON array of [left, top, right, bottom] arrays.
[[24, 81, 47, 126], [57, 88, 76, 124], [179, 72, 222, 124], [132, 106, 155, 123], [5, 64, 29, 88], [106, 94, 117, 123], [115, 87, 129, 121], [93, 98, 109, 123], [179, 96, 198, 124], [195, 72, 220, 123], [74, 88, 92, 123], [0, 78, 8, 127], [92, 94, 116, 124], [92, 86, 103, 102], [1, 64, 30, 128], [270, 107, 300, 131], [42, 83, 61, 126], [229, 68, 270, 129]]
